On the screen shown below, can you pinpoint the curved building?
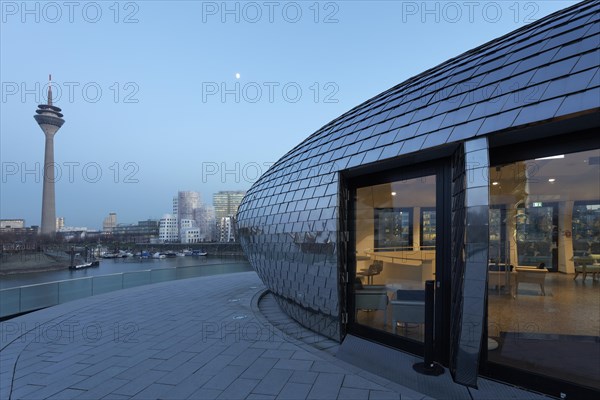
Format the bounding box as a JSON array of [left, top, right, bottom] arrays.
[[237, 1, 599, 398]]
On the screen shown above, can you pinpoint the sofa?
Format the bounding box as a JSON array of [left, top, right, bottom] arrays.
[[515, 266, 548, 295]]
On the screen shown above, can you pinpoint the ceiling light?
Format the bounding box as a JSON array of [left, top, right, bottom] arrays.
[[535, 155, 564, 160], [492, 181, 499, 185], [548, 178, 556, 183], [391, 192, 397, 196]]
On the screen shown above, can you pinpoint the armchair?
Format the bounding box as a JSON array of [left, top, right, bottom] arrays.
[[355, 289, 389, 327], [391, 289, 425, 334]]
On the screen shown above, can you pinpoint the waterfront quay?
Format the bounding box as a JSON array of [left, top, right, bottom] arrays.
[[0, 243, 246, 274]]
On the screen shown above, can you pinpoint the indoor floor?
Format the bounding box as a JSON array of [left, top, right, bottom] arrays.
[[355, 272, 600, 390]]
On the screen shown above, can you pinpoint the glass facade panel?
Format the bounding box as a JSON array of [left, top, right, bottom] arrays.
[[58, 279, 93, 303], [487, 148, 600, 391], [354, 175, 436, 342], [92, 274, 123, 295], [123, 271, 151, 288], [0, 288, 20, 317], [20, 283, 58, 312]]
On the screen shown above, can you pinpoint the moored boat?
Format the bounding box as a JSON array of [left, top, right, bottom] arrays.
[[101, 252, 119, 259], [69, 260, 100, 270]]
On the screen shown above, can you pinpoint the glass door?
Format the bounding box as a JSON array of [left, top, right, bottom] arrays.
[[351, 172, 437, 344]]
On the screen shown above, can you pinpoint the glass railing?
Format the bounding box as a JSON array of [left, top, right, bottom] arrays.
[[0, 263, 251, 318]]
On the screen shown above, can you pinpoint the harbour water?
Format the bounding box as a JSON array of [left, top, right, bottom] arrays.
[[0, 256, 251, 289]]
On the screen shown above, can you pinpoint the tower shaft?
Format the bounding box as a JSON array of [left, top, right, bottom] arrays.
[[40, 133, 56, 235]]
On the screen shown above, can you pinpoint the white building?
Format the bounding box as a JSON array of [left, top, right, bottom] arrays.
[[181, 227, 201, 244], [219, 216, 235, 242], [159, 214, 178, 243], [0, 219, 25, 229], [180, 218, 196, 230], [179, 218, 196, 241]]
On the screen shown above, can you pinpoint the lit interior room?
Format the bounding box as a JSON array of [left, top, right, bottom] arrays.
[[486, 148, 600, 390], [351, 149, 600, 389]]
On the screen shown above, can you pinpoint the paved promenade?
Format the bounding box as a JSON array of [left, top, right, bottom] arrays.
[[1, 272, 430, 400]]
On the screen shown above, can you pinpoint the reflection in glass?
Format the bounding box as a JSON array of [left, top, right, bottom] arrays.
[[421, 208, 436, 247], [374, 208, 412, 250], [515, 204, 557, 270], [489, 207, 508, 264], [572, 202, 600, 256], [487, 148, 600, 391], [354, 175, 436, 342]]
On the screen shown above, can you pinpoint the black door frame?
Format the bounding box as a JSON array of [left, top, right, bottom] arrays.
[[341, 157, 452, 363]]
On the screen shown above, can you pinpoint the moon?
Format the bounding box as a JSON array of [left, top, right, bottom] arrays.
[[235, 73, 241, 79]]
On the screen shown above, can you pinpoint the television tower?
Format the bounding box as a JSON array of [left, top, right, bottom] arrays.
[[34, 75, 65, 235]]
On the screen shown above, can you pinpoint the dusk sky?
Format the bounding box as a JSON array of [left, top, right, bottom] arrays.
[[1, 1, 575, 229]]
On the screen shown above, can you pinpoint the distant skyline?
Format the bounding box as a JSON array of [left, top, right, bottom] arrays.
[[0, 1, 576, 228]]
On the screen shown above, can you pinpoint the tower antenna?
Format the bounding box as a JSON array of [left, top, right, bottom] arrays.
[[48, 74, 53, 106]]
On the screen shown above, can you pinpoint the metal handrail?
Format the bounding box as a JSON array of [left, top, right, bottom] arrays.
[[0, 263, 250, 318]]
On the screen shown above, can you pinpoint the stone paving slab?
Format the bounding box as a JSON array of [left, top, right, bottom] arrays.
[[1, 272, 427, 399]]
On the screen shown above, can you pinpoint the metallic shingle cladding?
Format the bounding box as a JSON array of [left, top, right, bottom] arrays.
[[238, 0, 600, 340]]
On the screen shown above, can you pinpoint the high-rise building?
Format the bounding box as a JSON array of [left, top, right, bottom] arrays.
[[213, 191, 245, 242], [172, 196, 178, 219], [56, 217, 65, 231], [103, 212, 117, 232], [158, 214, 178, 243], [177, 191, 200, 235], [171, 191, 201, 242], [34, 75, 65, 235], [213, 191, 246, 220], [194, 205, 216, 242]]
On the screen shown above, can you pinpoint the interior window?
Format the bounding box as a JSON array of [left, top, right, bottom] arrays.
[[354, 174, 436, 342]]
